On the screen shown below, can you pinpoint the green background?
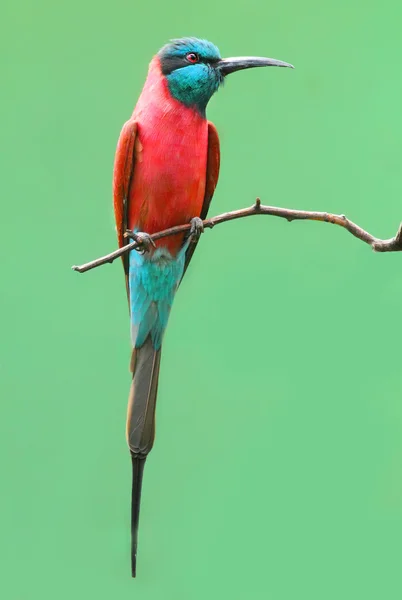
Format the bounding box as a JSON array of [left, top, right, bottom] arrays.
[[2, 0, 402, 598]]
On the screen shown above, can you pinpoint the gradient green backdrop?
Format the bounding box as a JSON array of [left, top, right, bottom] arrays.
[[2, 1, 402, 598]]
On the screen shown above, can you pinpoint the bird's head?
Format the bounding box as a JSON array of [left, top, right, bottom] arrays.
[[158, 37, 293, 114]]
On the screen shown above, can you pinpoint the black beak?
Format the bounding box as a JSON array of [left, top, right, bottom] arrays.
[[217, 56, 294, 76]]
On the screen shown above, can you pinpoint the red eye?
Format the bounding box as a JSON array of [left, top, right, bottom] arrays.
[[186, 52, 199, 63]]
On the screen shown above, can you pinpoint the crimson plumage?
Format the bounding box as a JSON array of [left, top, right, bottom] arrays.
[[114, 56, 219, 256]]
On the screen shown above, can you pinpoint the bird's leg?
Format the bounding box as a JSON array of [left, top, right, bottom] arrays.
[[125, 231, 156, 254], [189, 217, 204, 242]]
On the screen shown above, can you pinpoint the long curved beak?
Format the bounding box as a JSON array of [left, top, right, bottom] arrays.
[[218, 56, 294, 76]]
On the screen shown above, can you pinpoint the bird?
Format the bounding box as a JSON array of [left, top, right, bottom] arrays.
[[112, 37, 293, 577]]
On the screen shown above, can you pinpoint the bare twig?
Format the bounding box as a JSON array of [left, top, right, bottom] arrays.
[[72, 199, 402, 273]]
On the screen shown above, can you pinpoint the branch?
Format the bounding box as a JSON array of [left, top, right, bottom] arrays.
[[72, 199, 402, 273]]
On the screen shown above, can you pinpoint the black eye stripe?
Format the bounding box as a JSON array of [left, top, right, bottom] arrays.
[[160, 53, 218, 75], [160, 56, 188, 75]]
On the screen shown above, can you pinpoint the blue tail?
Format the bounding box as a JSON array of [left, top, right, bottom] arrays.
[[126, 243, 188, 576]]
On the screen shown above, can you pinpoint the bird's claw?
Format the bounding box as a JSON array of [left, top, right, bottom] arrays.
[[131, 231, 156, 254], [189, 217, 204, 242]]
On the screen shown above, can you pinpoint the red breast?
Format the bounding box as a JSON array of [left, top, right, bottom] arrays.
[[128, 57, 209, 255]]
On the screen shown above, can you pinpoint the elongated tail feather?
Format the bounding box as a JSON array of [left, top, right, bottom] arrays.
[[130, 456, 145, 577], [127, 336, 161, 577]]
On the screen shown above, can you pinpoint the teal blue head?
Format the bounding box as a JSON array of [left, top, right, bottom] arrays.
[[158, 37, 294, 115]]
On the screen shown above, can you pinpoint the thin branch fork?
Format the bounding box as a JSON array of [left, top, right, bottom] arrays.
[[72, 199, 402, 274]]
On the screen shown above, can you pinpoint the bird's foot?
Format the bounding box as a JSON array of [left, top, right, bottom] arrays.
[[189, 217, 204, 242], [127, 231, 156, 254]]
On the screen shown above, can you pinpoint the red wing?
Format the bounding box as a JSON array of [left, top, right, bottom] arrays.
[[201, 122, 220, 219], [113, 119, 138, 256], [182, 122, 221, 276]]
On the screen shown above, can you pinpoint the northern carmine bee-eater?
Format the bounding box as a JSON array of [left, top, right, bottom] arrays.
[[113, 37, 293, 577]]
